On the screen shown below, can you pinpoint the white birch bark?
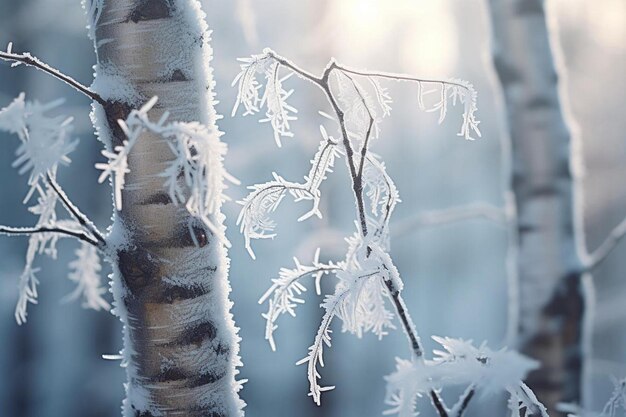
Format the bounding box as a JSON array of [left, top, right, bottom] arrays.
[[86, 0, 244, 415], [487, 0, 585, 415]]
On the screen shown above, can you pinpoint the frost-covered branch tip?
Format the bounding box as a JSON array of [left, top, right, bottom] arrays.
[[0, 43, 105, 105], [236, 126, 340, 258], [232, 52, 298, 147], [259, 248, 343, 351]]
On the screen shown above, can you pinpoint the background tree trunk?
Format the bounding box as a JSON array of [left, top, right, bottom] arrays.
[[487, 0, 585, 415], [90, 0, 244, 415]]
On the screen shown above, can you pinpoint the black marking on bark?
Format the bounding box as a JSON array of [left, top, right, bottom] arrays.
[[129, 0, 172, 23], [169, 69, 188, 82], [157, 283, 208, 303], [179, 321, 217, 347], [133, 409, 156, 417], [140, 192, 172, 205], [215, 343, 229, 355], [176, 223, 209, 248], [194, 368, 227, 386], [155, 366, 186, 382], [104, 101, 132, 147], [118, 247, 157, 296]]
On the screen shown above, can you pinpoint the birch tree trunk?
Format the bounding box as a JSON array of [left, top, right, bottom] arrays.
[[487, 1, 585, 415], [87, 0, 244, 415]]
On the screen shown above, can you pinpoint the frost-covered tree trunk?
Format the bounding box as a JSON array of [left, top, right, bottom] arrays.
[[88, 1, 243, 415], [487, 0, 584, 415]]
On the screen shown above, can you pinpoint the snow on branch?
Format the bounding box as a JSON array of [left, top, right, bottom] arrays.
[[384, 337, 545, 417], [0, 43, 105, 105], [236, 126, 340, 258]]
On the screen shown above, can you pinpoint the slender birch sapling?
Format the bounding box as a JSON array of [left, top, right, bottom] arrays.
[[232, 48, 548, 417], [0, 0, 245, 415]]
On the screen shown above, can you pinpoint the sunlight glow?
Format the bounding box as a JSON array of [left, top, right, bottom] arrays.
[[330, 0, 458, 74]]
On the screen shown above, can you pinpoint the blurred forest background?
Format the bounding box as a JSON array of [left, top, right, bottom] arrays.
[[0, 0, 624, 416]]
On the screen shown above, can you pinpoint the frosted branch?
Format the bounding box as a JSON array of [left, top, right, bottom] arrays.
[[46, 174, 106, 246], [0, 225, 100, 248], [585, 216, 626, 270], [0, 44, 105, 105], [392, 202, 506, 238]]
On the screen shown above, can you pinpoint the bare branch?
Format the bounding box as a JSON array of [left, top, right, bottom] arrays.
[[585, 215, 626, 270], [391, 202, 506, 238], [0, 49, 105, 106], [46, 174, 106, 246], [0, 225, 100, 248]]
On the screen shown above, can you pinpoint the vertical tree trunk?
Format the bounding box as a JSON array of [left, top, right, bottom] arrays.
[[88, 0, 244, 415], [487, 1, 585, 416]]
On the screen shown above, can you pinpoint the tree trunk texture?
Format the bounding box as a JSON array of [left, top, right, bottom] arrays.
[[88, 0, 244, 415], [487, 1, 585, 416]]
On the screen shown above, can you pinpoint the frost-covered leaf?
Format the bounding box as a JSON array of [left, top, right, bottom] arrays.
[[232, 52, 298, 147], [63, 242, 109, 311], [231, 52, 271, 117], [259, 62, 298, 147], [421, 79, 481, 140], [363, 155, 400, 248], [14, 182, 83, 324], [237, 127, 340, 258], [0, 94, 77, 192], [259, 248, 342, 351], [236, 173, 311, 258]]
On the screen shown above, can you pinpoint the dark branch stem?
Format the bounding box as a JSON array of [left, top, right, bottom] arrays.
[[46, 174, 107, 246], [0, 225, 100, 247], [0, 50, 106, 106], [452, 385, 475, 417], [342, 73, 375, 180], [430, 390, 449, 417]]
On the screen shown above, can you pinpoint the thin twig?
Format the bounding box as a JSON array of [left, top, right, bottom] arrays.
[[0, 50, 106, 105], [430, 390, 449, 417], [0, 225, 100, 247], [341, 72, 375, 181], [333, 63, 470, 92], [450, 384, 475, 417], [585, 215, 626, 270], [46, 174, 106, 246], [392, 202, 506, 238], [265, 49, 323, 87]]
